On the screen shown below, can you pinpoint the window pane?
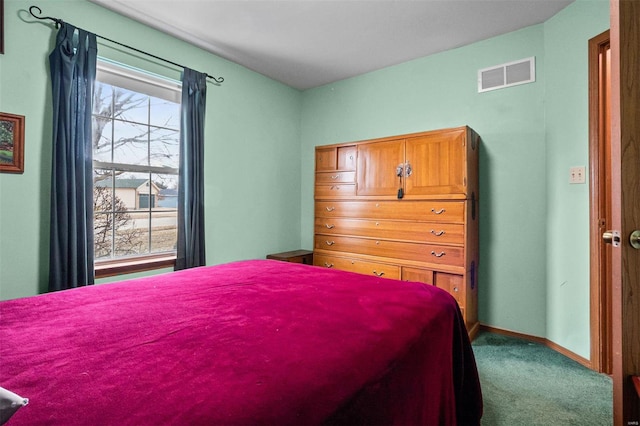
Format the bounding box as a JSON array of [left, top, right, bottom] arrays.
[[112, 171, 151, 211], [154, 173, 179, 209], [150, 128, 179, 169], [93, 82, 113, 118], [112, 121, 149, 165], [150, 96, 180, 130], [94, 213, 114, 260], [150, 212, 177, 253], [94, 169, 114, 214], [92, 116, 113, 162], [114, 210, 146, 257], [113, 87, 149, 125]]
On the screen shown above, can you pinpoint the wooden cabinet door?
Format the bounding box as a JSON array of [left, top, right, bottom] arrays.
[[356, 140, 404, 196], [405, 129, 467, 196], [337, 146, 356, 170], [316, 147, 337, 171]]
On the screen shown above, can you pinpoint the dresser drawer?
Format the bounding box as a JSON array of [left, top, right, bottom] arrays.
[[315, 217, 464, 245], [315, 184, 357, 198], [314, 235, 464, 267], [313, 253, 400, 279], [315, 200, 465, 223], [315, 171, 356, 184]]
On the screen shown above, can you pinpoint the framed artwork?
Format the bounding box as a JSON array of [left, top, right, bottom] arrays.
[[0, 112, 25, 174]]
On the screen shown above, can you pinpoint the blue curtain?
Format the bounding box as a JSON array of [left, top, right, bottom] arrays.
[[176, 68, 207, 270], [48, 24, 97, 291]]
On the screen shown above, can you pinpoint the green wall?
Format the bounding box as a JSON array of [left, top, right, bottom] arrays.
[[0, 0, 303, 299], [300, 0, 608, 358], [544, 1, 609, 357]]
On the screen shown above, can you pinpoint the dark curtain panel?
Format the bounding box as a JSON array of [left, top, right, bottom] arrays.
[[176, 68, 207, 270], [48, 24, 97, 291]]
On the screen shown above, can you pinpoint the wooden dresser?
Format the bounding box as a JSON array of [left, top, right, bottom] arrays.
[[313, 126, 480, 336]]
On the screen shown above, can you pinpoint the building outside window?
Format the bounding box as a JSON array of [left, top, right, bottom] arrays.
[[92, 60, 181, 270]]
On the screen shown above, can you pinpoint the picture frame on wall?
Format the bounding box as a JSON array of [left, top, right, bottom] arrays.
[[0, 112, 25, 174]]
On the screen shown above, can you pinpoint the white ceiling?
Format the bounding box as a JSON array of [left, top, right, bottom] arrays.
[[89, 0, 574, 90]]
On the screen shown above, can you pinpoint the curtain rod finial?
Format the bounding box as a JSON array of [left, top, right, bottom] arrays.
[[208, 75, 224, 85], [29, 5, 65, 29]]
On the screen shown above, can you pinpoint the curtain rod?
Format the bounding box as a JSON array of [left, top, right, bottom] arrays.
[[28, 5, 224, 85]]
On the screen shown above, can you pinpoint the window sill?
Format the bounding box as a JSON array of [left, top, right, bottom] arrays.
[[95, 254, 176, 279]]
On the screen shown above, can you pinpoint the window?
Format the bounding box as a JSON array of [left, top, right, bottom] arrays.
[[92, 60, 181, 276]]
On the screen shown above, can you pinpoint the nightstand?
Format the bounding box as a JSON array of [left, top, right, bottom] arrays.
[[266, 250, 313, 265]]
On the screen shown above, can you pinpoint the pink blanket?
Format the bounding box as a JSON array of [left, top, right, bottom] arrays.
[[0, 260, 481, 425]]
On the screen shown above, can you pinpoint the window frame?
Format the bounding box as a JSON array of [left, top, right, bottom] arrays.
[[93, 59, 182, 278]]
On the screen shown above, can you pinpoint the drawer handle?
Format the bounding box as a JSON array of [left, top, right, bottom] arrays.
[[431, 251, 446, 258], [331, 174, 340, 179], [430, 230, 446, 236], [453, 286, 459, 292], [325, 240, 335, 246], [325, 206, 335, 212], [375, 241, 380, 245], [324, 262, 334, 268], [372, 270, 385, 277], [325, 224, 335, 229], [431, 208, 446, 215]]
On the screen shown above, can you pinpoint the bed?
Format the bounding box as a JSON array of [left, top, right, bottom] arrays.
[[0, 259, 482, 425]]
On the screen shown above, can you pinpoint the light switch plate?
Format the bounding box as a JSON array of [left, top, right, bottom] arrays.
[[569, 166, 586, 184]]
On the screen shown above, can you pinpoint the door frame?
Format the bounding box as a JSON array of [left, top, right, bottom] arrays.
[[588, 30, 611, 375]]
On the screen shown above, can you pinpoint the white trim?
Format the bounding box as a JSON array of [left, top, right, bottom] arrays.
[[97, 58, 181, 103]]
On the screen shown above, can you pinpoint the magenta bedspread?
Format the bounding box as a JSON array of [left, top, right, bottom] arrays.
[[0, 260, 481, 425]]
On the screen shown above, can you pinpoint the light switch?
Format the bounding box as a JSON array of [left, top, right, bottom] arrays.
[[569, 166, 586, 184]]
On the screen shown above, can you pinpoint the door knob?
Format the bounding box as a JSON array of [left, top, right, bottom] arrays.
[[630, 230, 640, 249], [603, 230, 621, 247]]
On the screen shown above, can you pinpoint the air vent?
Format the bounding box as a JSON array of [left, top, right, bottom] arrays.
[[478, 57, 535, 93]]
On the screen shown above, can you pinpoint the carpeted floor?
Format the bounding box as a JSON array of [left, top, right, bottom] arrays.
[[472, 331, 613, 425]]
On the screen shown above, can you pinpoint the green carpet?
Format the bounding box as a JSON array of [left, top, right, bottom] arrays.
[[472, 331, 612, 425]]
